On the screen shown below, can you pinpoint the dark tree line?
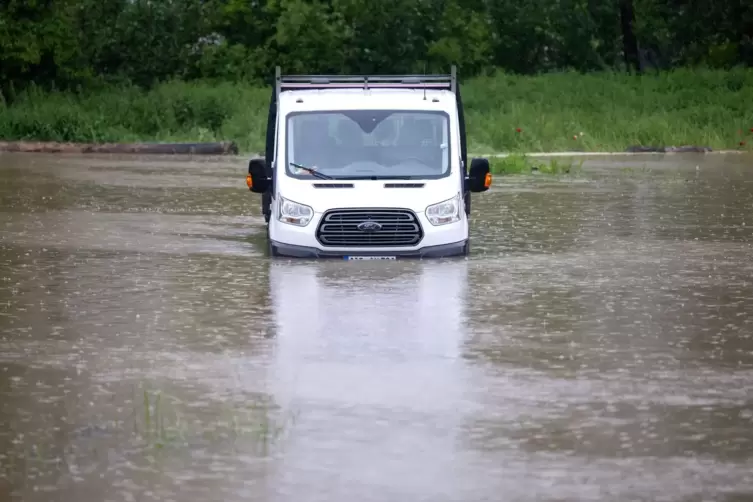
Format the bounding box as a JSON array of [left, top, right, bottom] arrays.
[[1, 0, 751, 100]]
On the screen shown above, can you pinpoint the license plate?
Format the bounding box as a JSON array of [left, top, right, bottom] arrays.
[[344, 255, 397, 261]]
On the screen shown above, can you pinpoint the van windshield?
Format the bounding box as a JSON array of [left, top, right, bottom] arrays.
[[285, 110, 451, 180]]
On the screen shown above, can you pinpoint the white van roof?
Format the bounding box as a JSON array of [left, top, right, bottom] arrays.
[[278, 88, 456, 113]]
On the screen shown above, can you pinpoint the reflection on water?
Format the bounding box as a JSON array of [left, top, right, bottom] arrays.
[[1, 152, 753, 502]]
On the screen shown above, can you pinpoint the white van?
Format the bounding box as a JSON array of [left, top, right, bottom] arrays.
[[246, 66, 492, 259]]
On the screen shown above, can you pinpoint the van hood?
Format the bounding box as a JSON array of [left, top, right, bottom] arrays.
[[276, 177, 461, 214]]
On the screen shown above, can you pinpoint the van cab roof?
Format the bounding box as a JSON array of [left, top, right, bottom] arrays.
[[278, 88, 456, 112]]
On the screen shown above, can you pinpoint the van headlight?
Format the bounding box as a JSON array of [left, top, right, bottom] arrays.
[[277, 195, 313, 226], [425, 192, 462, 226]]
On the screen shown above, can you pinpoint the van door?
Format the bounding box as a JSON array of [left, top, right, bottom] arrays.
[[262, 86, 277, 223], [456, 82, 471, 216]]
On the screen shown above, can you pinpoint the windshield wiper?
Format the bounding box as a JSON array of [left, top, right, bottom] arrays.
[[289, 162, 334, 180]]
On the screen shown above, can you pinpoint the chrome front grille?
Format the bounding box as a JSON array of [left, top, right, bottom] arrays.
[[316, 209, 423, 247]]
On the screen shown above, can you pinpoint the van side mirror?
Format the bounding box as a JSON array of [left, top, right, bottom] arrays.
[[247, 158, 270, 193], [467, 157, 492, 193]]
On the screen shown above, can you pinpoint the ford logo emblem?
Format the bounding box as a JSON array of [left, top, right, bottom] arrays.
[[357, 221, 382, 232]]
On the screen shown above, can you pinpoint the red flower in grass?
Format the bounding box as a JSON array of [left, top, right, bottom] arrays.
[[515, 127, 522, 133]]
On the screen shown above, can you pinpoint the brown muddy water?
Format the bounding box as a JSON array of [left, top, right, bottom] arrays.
[[1, 152, 753, 502]]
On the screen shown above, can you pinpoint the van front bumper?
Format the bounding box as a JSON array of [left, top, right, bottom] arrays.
[[269, 239, 468, 259], [268, 208, 469, 259]]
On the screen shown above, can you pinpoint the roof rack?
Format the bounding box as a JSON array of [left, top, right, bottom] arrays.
[[275, 65, 457, 100]]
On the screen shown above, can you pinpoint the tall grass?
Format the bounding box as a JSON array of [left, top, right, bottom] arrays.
[[464, 68, 753, 153], [133, 387, 295, 451], [1, 68, 752, 154], [0, 81, 271, 153]]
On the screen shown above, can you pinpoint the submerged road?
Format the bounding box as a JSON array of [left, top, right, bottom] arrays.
[[1, 152, 753, 502]]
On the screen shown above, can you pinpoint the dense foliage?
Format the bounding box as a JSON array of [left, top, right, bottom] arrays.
[[3, 69, 751, 153], [1, 0, 751, 101]]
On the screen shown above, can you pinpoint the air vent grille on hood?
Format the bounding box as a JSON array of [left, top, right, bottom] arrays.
[[313, 183, 355, 188], [384, 183, 425, 188]]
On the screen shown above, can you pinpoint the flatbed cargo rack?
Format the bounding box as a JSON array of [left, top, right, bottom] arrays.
[[274, 65, 457, 99]]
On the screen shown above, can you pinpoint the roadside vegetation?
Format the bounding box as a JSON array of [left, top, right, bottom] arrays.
[[1, 68, 752, 155], [1, 0, 752, 155]]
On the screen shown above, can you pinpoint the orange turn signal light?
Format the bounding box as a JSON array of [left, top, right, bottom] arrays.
[[484, 172, 492, 188], [246, 174, 253, 189]]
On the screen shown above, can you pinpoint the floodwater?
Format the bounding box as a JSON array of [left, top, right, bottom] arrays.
[[1, 152, 753, 502]]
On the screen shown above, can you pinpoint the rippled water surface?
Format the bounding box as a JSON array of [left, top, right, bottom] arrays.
[[1, 152, 753, 502]]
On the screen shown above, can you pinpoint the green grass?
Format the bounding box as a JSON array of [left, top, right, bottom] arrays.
[[132, 386, 296, 451], [1, 68, 752, 154]]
